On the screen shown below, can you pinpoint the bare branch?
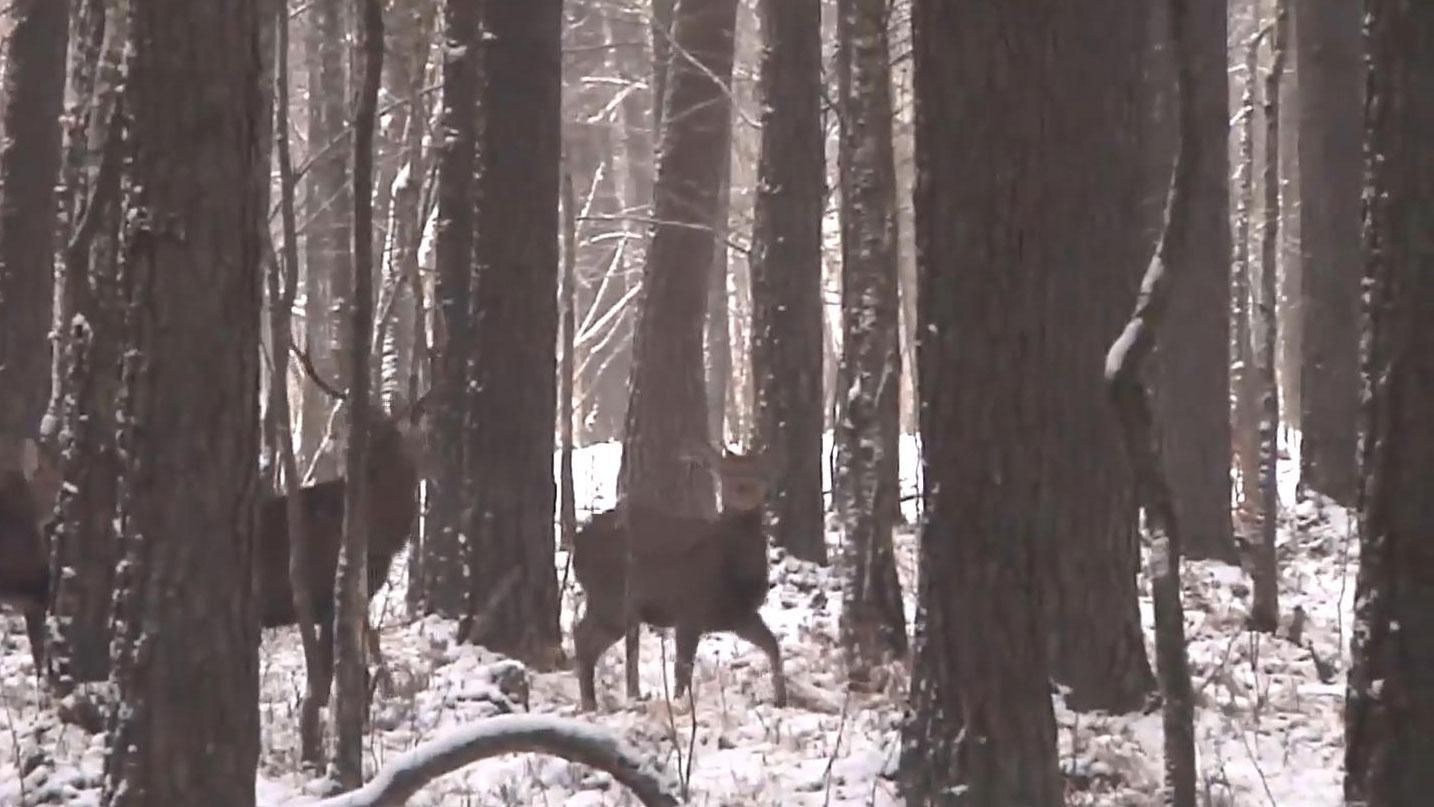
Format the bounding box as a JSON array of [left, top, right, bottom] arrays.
[[314, 715, 679, 807]]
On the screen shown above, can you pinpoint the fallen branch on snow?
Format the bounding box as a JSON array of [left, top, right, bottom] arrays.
[[313, 714, 679, 807]]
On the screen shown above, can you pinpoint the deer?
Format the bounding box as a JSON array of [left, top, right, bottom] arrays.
[[254, 401, 425, 689], [572, 440, 786, 712], [270, 345, 430, 694], [0, 434, 62, 670]]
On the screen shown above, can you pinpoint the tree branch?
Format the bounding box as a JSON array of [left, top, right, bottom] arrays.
[[314, 715, 679, 807]]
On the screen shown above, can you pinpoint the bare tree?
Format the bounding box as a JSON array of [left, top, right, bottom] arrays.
[[1231, 22, 1266, 519], [101, 0, 264, 800], [899, 3, 1061, 802], [1033, 0, 1155, 714], [619, 0, 740, 517], [752, 0, 825, 565], [45, 0, 126, 688], [1295, 0, 1361, 506], [331, 0, 384, 787], [833, 0, 906, 681], [301, 0, 351, 479], [1249, 0, 1286, 635], [0, 0, 67, 436], [1343, 2, 1434, 802], [271, 0, 325, 764], [1105, 0, 1206, 799], [1151, 0, 1236, 563], [418, 0, 480, 617], [462, 0, 563, 666]]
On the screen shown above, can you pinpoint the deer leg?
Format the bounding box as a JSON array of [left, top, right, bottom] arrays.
[[734, 614, 786, 707], [672, 623, 700, 701], [624, 623, 641, 700], [574, 611, 621, 712], [23, 607, 45, 674], [365, 619, 392, 697]]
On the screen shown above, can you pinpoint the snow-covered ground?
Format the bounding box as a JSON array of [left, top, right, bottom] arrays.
[[0, 431, 1356, 805]]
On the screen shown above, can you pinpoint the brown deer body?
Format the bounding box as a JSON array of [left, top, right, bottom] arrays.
[[572, 445, 786, 711], [255, 408, 422, 683]]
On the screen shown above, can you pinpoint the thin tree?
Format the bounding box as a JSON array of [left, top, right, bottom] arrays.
[[833, 0, 906, 682], [100, 0, 264, 800], [1231, 23, 1267, 519], [619, 0, 740, 516], [899, 2, 1061, 802], [1152, 0, 1236, 563], [1343, 0, 1434, 801], [1106, 0, 1203, 798], [751, 0, 825, 565], [1249, 0, 1286, 635], [1295, 0, 1361, 506], [301, 0, 352, 479], [332, 0, 384, 787], [417, 0, 480, 617], [462, 0, 563, 665], [45, 0, 127, 688], [559, 160, 578, 550], [272, 0, 325, 765]]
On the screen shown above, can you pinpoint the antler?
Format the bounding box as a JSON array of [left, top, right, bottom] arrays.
[[290, 341, 347, 401]]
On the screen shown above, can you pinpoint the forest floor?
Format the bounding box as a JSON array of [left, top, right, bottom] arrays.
[[0, 434, 1353, 806]]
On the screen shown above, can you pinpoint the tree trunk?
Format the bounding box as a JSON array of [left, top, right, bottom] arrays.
[[833, 0, 905, 679], [1152, 0, 1236, 563], [1295, 0, 1361, 506], [1343, 3, 1434, 802], [45, 0, 124, 689], [271, 0, 325, 765], [1036, 0, 1155, 713], [899, 3, 1061, 803], [752, 0, 826, 566], [1231, 25, 1262, 520], [463, 0, 562, 666], [1105, 0, 1202, 796], [418, 0, 480, 617], [1249, 0, 1286, 635], [618, 0, 739, 517], [301, 0, 351, 481], [101, 1, 263, 800], [331, 0, 383, 787], [705, 155, 732, 446], [0, 0, 67, 436]]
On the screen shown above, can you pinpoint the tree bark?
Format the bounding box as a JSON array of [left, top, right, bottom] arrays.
[[101, 0, 263, 801], [1295, 0, 1361, 506], [618, 0, 739, 517], [833, 0, 906, 680], [332, 0, 383, 787], [1036, 0, 1155, 714], [1343, 2, 1434, 801], [463, 0, 563, 666], [1231, 25, 1264, 519], [752, 0, 826, 566], [899, 3, 1061, 803], [418, 0, 480, 618], [1151, 0, 1236, 563], [44, 0, 125, 689], [0, 0, 68, 436], [1249, 0, 1286, 635], [1105, 0, 1202, 796]]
